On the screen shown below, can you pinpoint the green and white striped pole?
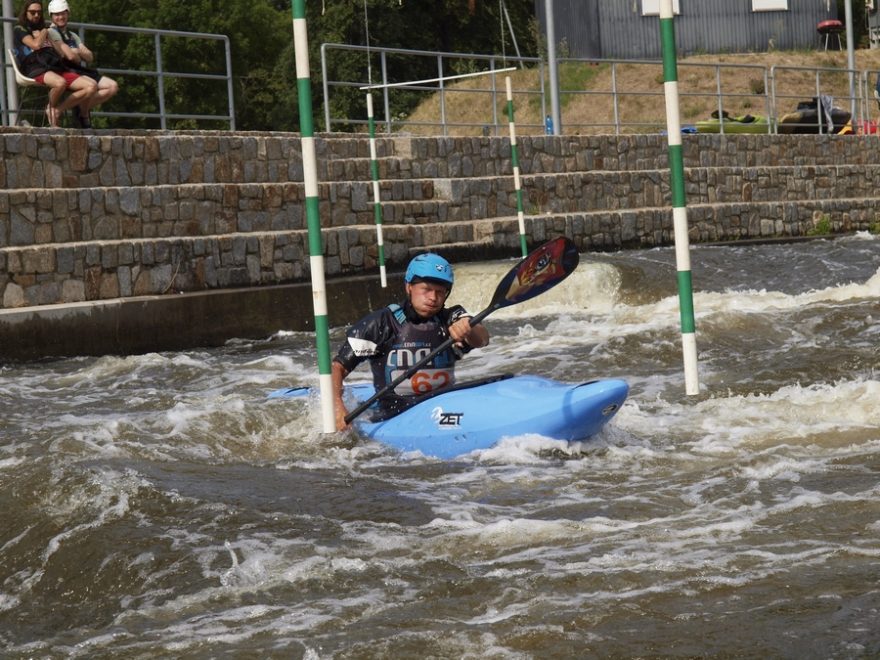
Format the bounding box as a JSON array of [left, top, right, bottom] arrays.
[[505, 76, 528, 257], [291, 0, 335, 431], [366, 92, 388, 287], [659, 0, 699, 395]]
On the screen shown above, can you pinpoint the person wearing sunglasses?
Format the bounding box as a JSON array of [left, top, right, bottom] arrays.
[[13, 0, 97, 127], [47, 0, 118, 128]]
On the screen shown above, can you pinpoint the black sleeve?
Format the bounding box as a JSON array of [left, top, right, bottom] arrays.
[[444, 304, 470, 324], [333, 307, 396, 373], [12, 26, 26, 55], [443, 305, 476, 354]]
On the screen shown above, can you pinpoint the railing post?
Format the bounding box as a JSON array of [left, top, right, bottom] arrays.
[[764, 69, 774, 134], [223, 36, 235, 130], [714, 65, 724, 134], [539, 59, 547, 130], [438, 54, 447, 137], [490, 57, 499, 135], [155, 33, 166, 130], [611, 63, 620, 135], [381, 50, 391, 134], [0, 47, 9, 126], [2, 8, 18, 126], [321, 43, 331, 132]]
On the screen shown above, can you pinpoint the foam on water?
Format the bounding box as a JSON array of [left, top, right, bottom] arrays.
[[617, 377, 880, 448], [2, 240, 879, 657], [453, 260, 623, 318]]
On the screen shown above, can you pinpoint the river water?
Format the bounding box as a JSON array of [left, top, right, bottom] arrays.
[[1, 235, 879, 658]]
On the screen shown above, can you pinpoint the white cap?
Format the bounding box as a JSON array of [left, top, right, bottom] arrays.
[[48, 0, 69, 14]]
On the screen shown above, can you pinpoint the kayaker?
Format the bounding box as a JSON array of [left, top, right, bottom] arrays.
[[331, 253, 490, 431]]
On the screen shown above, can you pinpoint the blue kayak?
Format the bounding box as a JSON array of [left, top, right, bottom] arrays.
[[269, 375, 628, 459]]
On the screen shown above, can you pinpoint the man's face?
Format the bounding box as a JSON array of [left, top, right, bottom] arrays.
[[406, 281, 450, 318], [50, 9, 69, 28], [25, 4, 43, 28]]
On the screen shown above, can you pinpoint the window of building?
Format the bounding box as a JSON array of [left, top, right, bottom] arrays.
[[642, 0, 680, 16], [752, 0, 789, 10]]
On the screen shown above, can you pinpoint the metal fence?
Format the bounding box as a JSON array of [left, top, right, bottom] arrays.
[[320, 42, 544, 136], [1, 17, 234, 129], [321, 43, 880, 138]]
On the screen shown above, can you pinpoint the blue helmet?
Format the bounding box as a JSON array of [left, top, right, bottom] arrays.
[[405, 253, 453, 288]]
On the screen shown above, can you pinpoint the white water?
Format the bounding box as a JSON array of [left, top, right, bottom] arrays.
[[1, 236, 879, 657]]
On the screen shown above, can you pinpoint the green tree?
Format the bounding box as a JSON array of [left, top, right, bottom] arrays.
[[71, 0, 290, 129], [62, 0, 538, 131]]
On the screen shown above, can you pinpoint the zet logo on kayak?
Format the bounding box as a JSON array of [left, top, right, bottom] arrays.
[[431, 407, 463, 428]]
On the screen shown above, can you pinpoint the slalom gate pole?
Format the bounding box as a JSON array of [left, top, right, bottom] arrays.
[[366, 93, 388, 287], [291, 0, 335, 431], [505, 76, 528, 257], [659, 0, 700, 396]]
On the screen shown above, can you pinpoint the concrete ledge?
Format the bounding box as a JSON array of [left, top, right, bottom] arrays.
[[0, 272, 404, 362]]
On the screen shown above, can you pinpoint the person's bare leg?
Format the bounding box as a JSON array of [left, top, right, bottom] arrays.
[[40, 71, 67, 126], [83, 77, 119, 123], [56, 77, 97, 116]]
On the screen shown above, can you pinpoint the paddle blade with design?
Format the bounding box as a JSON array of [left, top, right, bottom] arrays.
[[470, 236, 579, 325]]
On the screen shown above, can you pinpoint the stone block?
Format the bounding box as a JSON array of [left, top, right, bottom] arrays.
[[133, 268, 152, 295], [10, 209, 35, 246], [56, 247, 75, 274], [99, 273, 120, 299], [61, 278, 85, 302], [101, 246, 119, 269], [2, 282, 24, 308], [21, 248, 54, 274], [246, 254, 261, 282], [120, 188, 140, 215], [232, 236, 247, 264], [34, 224, 53, 244], [259, 236, 274, 268]]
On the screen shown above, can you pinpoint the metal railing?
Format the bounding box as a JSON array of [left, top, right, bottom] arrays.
[[320, 42, 543, 135], [557, 57, 773, 135], [1, 17, 234, 129], [321, 43, 880, 137], [769, 63, 876, 134]]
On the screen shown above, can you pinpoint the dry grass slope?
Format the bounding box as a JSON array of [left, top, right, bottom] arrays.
[[401, 49, 880, 136]]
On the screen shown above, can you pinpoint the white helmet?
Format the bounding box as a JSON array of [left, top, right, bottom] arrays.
[[48, 0, 70, 14]]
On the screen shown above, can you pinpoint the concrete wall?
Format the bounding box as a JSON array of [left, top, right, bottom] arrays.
[[2, 128, 879, 360]]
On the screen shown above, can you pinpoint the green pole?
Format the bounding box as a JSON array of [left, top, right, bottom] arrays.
[[659, 0, 699, 395], [505, 76, 528, 257], [291, 0, 335, 431], [366, 92, 388, 287]]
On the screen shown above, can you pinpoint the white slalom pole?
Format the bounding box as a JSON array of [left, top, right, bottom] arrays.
[[659, 0, 700, 395], [291, 0, 336, 431], [366, 93, 387, 287], [505, 76, 528, 257]]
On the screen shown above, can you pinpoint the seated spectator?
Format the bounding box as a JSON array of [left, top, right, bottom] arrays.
[[47, 0, 118, 128], [13, 0, 96, 127]]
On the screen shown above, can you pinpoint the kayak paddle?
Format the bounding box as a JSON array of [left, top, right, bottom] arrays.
[[344, 236, 580, 424]]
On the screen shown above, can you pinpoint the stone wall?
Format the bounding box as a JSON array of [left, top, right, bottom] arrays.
[[2, 129, 880, 315]]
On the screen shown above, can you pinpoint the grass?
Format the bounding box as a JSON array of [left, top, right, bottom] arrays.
[[399, 48, 880, 136], [807, 213, 833, 236]]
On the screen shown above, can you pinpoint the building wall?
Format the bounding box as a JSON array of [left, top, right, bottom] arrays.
[[535, 0, 838, 59]]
